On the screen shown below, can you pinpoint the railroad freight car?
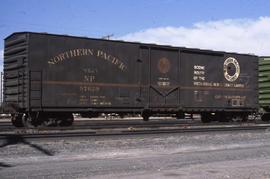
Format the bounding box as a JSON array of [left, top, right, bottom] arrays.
[[3, 32, 258, 127], [259, 57, 270, 120]]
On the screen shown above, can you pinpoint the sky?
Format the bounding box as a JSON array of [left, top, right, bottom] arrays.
[[1, 0, 270, 71]]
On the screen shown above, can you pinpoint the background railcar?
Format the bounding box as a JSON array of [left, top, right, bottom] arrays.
[[259, 57, 270, 120], [3, 32, 259, 127]]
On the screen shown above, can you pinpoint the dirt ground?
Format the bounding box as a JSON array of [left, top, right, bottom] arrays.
[[1, 130, 270, 178]]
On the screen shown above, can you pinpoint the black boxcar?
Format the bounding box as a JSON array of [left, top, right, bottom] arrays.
[[3, 32, 258, 127]]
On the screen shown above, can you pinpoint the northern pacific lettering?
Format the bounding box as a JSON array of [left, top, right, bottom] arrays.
[[48, 48, 127, 71]]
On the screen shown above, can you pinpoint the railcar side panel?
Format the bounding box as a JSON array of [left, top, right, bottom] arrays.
[[180, 51, 258, 111], [3, 32, 258, 117], [27, 34, 142, 110]]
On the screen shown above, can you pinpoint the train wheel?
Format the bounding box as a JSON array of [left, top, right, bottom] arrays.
[[142, 110, 150, 121], [142, 113, 150, 121], [38, 113, 56, 127], [231, 116, 242, 122], [119, 114, 125, 119], [201, 113, 211, 123], [59, 113, 74, 126], [142, 115, 149, 121], [80, 113, 88, 118], [231, 114, 248, 122], [241, 114, 249, 122], [176, 112, 185, 119], [262, 113, 270, 121], [22, 115, 34, 128], [218, 114, 230, 122], [22, 113, 41, 128], [11, 114, 24, 127], [80, 112, 99, 118]]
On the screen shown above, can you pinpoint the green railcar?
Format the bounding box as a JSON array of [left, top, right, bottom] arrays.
[[259, 57, 270, 120]]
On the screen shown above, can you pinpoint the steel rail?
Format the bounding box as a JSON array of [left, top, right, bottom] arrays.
[[0, 124, 269, 140], [0, 118, 269, 132]]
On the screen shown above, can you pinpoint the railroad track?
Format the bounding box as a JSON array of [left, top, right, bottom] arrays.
[[0, 118, 195, 131], [0, 117, 267, 131], [0, 121, 270, 140]]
